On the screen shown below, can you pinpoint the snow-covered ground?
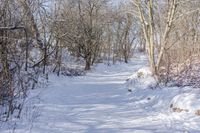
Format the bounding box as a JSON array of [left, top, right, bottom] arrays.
[[1, 54, 200, 133]]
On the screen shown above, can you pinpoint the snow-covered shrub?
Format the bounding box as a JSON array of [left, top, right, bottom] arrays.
[[60, 66, 85, 76], [29, 47, 42, 64], [0, 38, 44, 121], [51, 50, 86, 76], [0, 63, 42, 121], [126, 67, 157, 91], [170, 92, 200, 116]]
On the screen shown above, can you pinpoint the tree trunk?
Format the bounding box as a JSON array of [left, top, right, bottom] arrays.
[[85, 54, 92, 70], [85, 59, 91, 70]]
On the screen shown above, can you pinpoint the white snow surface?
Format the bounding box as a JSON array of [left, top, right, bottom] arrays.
[[126, 67, 157, 91], [172, 92, 200, 111], [1, 54, 200, 133]]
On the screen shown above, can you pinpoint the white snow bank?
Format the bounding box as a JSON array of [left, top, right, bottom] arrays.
[[171, 92, 200, 113], [126, 67, 157, 91]]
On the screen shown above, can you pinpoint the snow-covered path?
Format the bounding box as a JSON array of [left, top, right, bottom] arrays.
[[2, 55, 200, 133], [33, 57, 148, 133]]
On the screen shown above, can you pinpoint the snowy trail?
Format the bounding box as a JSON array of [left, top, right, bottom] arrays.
[[33, 59, 146, 133], [2, 55, 200, 133]]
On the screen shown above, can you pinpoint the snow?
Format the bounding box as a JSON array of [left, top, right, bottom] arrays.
[[29, 47, 42, 63], [126, 67, 157, 91], [1, 53, 200, 133], [171, 91, 200, 112]]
